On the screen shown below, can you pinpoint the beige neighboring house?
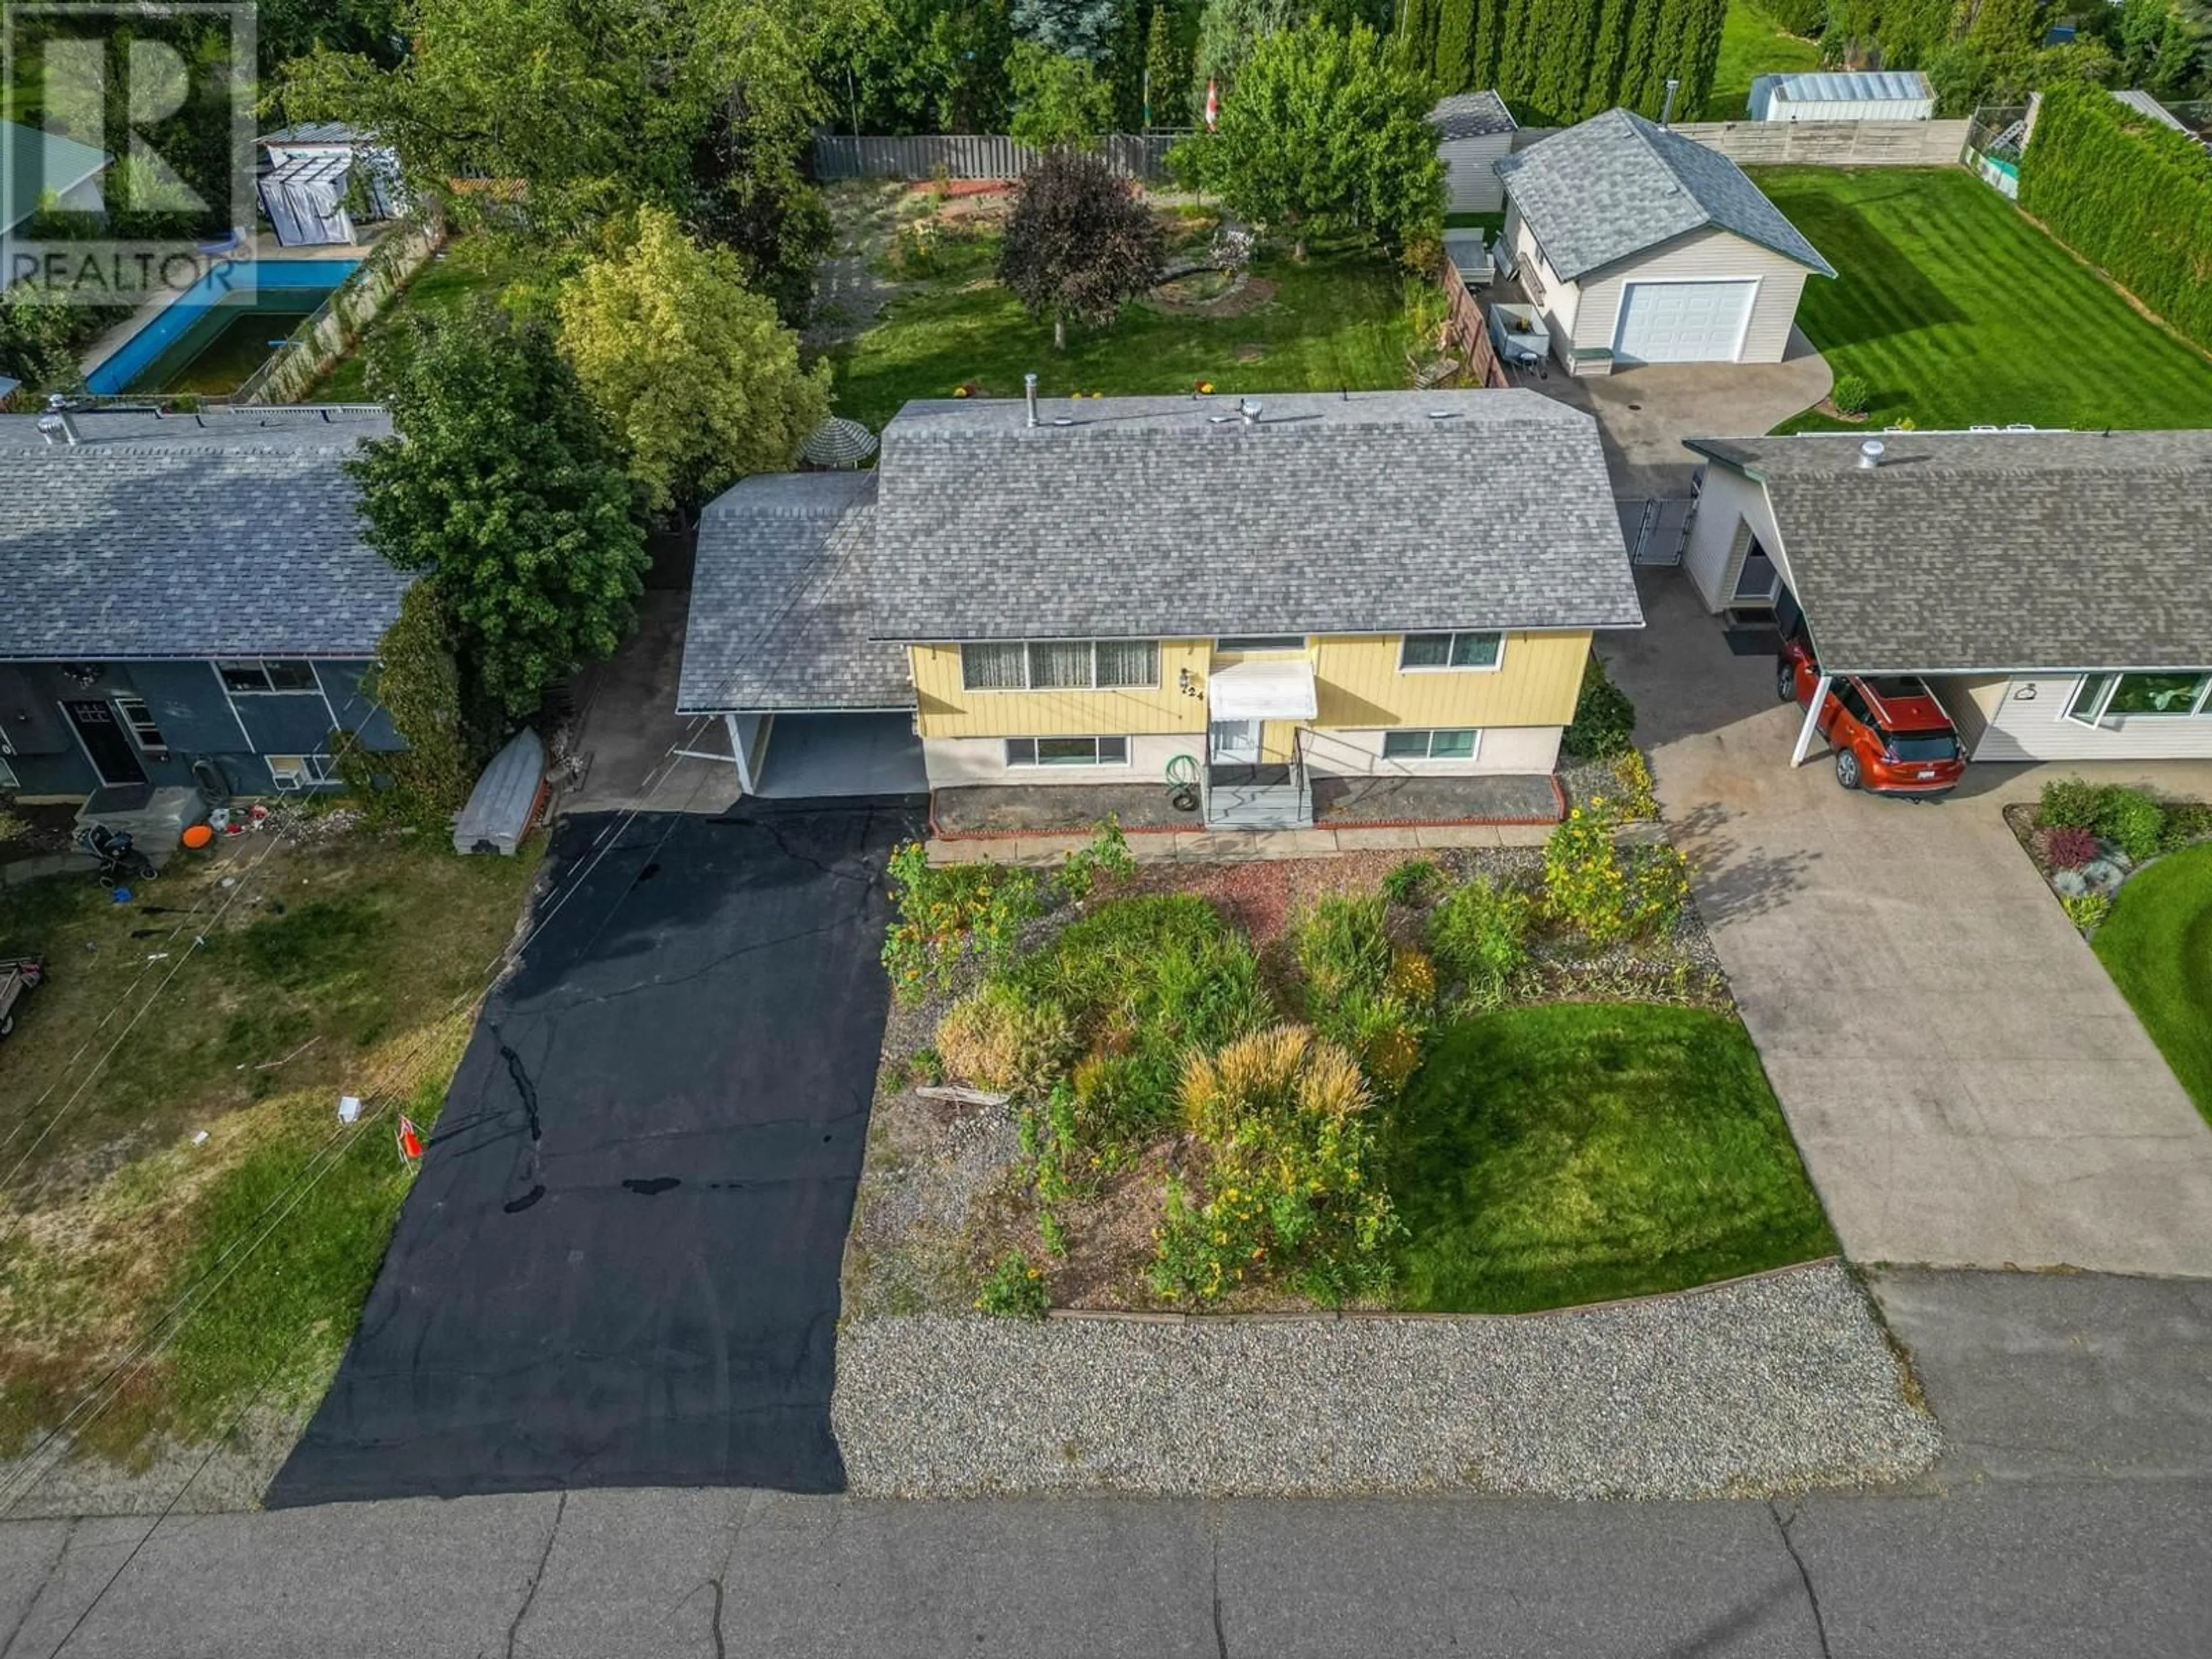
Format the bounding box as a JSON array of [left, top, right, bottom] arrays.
[[1682, 429, 2212, 764], [1493, 108, 1835, 376]]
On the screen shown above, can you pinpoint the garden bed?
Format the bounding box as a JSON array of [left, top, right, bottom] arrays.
[[842, 808, 1828, 1326], [2002, 775, 2212, 931]]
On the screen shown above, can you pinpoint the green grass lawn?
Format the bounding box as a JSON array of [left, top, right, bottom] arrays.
[[1382, 1003, 1835, 1313], [831, 236, 1431, 429], [305, 234, 532, 403], [1756, 166, 2212, 433], [2094, 844, 2212, 1127], [1700, 0, 1824, 120]]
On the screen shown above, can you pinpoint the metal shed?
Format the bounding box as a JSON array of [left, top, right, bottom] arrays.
[[1429, 92, 1518, 214], [1748, 71, 1936, 123]]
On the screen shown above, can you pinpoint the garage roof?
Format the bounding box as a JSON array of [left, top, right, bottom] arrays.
[[677, 472, 912, 714], [1495, 108, 1835, 282], [1687, 430, 2212, 673]]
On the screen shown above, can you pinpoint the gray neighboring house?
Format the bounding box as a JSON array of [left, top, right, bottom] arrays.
[[2, 120, 109, 237], [0, 406, 410, 800], [1681, 429, 2212, 764], [679, 389, 1639, 820], [1495, 108, 1836, 374], [1430, 91, 1518, 214]]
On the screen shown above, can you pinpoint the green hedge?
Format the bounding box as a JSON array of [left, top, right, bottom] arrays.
[[2018, 81, 2212, 353]]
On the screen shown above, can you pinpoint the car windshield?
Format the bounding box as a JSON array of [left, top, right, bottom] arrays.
[[1885, 730, 1958, 762]]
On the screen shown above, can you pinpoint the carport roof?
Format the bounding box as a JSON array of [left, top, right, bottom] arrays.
[[677, 472, 914, 714], [1687, 430, 2212, 673]]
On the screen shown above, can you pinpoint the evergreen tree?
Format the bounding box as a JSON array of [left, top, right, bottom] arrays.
[[1392, 0, 1442, 82], [1145, 1, 1194, 123], [1615, 0, 1668, 114], [1536, 0, 1603, 119], [1435, 0, 1475, 89], [1471, 0, 1507, 88], [1964, 0, 2040, 51], [1495, 0, 1539, 97], [1674, 0, 1729, 119], [1583, 0, 1635, 115], [1015, 0, 1121, 58], [1107, 0, 1151, 127]]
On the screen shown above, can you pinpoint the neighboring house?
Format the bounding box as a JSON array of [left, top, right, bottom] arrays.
[[1681, 429, 2212, 763], [1430, 91, 1518, 215], [1493, 108, 1835, 375], [679, 389, 1642, 826], [0, 406, 409, 799], [1746, 71, 1934, 123], [1, 120, 109, 236], [256, 123, 407, 247]]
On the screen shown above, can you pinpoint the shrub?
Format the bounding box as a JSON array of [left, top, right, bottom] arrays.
[[2036, 776, 2104, 831], [906, 1046, 945, 1086], [2060, 891, 2112, 933], [975, 1249, 1050, 1318], [2043, 825, 2100, 870], [1380, 857, 1442, 906], [1291, 895, 1392, 1005], [1543, 804, 1690, 945], [1608, 749, 1659, 820], [1056, 814, 1137, 900], [1561, 654, 1637, 760], [881, 843, 1042, 1001], [2095, 787, 2166, 864], [1427, 876, 1534, 1004], [1828, 371, 1870, 416], [935, 983, 1074, 1098], [2161, 802, 2212, 851]]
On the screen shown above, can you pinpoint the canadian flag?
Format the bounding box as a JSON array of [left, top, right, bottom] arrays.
[[1204, 78, 1219, 132], [397, 1115, 424, 1162]]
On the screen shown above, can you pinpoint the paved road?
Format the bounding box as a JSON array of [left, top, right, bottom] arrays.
[[2, 1270, 2204, 1656], [1605, 570, 2212, 1276], [267, 802, 923, 1506]]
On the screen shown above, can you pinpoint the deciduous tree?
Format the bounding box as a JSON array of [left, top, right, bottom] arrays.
[[997, 147, 1166, 346], [556, 207, 830, 515], [1009, 38, 1118, 145]]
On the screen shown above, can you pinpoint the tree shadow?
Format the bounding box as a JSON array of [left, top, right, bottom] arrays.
[[1672, 797, 1822, 928]]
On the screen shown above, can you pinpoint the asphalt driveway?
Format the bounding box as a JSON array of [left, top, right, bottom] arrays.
[[1606, 571, 2212, 1277], [267, 798, 924, 1506]]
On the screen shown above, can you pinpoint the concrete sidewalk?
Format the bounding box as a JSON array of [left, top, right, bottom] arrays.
[[1605, 570, 2212, 1277], [927, 819, 1555, 866]]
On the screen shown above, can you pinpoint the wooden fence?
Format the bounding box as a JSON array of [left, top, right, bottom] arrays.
[[812, 131, 1188, 181], [1439, 257, 1509, 391], [240, 215, 445, 404], [1509, 118, 1971, 166]]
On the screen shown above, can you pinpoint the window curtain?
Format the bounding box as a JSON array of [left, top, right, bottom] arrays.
[[1028, 641, 1095, 689], [1094, 640, 1159, 687], [961, 643, 1025, 689]]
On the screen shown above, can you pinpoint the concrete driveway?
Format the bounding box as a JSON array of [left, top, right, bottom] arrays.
[[1606, 570, 2212, 1276]]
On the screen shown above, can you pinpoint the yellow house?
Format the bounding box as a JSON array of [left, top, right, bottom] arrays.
[[678, 389, 1641, 827]]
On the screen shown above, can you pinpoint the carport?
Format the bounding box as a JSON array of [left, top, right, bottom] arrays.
[[676, 471, 925, 800]]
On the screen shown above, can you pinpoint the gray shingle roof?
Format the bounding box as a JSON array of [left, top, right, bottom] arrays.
[[868, 390, 1639, 641], [1430, 91, 1517, 141], [0, 407, 407, 660], [1687, 430, 2212, 673], [677, 472, 912, 714], [1495, 108, 1835, 281]]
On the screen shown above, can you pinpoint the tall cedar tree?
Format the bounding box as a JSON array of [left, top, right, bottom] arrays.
[[997, 149, 1167, 347], [1584, 0, 1635, 116], [1107, 0, 1150, 128], [1435, 0, 1475, 89], [354, 303, 648, 723], [1393, 0, 1441, 80], [1146, 2, 1194, 123]]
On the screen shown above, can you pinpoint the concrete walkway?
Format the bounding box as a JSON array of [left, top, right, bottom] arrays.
[[1605, 571, 2212, 1276], [561, 592, 740, 817]]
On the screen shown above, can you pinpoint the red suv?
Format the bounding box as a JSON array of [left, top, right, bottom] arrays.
[[1778, 637, 1966, 796]]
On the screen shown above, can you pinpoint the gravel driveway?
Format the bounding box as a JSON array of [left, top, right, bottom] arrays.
[[832, 1262, 1937, 1499]]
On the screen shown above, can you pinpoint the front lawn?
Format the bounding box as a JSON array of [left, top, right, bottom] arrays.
[[831, 217, 1434, 429], [1755, 166, 2212, 433], [0, 825, 539, 1463], [1700, 0, 1823, 121], [1383, 1003, 1835, 1312], [2093, 844, 2212, 1126]]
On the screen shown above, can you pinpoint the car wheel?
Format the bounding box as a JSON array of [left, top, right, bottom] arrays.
[[1777, 662, 1796, 702], [1835, 749, 1862, 791]]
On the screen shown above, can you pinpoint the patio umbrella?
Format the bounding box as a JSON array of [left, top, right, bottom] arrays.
[[801, 416, 879, 469]]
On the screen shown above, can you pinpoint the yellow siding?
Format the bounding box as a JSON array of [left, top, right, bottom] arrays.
[[912, 641, 1211, 737], [910, 631, 1592, 739], [1312, 632, 1591, 728]]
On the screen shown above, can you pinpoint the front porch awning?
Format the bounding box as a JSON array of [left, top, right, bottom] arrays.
[[1208, 658, 1318, 721]]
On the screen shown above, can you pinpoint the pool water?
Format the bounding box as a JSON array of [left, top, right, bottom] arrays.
[[85, 259, 361, 395]]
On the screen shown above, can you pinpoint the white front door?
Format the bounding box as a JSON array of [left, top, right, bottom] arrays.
[[1613, 279, 1758, 365], [1209, 719, 1260, 763]]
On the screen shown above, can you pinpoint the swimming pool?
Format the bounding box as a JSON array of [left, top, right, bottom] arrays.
[[84, 258, 361, 395]]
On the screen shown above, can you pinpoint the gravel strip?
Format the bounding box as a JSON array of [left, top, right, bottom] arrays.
[[832, 1261, 1938, 1499]]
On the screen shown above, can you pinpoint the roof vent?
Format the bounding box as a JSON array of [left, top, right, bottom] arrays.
[[1238, 397, 1263, 426], [36, 411, 81, 446], [1024, 372, 1039, 429], [1426, 409, 1462, 420], [1858, 439, 1885, 471]]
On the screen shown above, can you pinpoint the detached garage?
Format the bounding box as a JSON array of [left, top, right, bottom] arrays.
[[1494, 108, 1835, 376], [1429, 90, 1518, 215]]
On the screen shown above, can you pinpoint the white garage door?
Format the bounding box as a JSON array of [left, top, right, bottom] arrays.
[[1613, 280, 1758, 364]]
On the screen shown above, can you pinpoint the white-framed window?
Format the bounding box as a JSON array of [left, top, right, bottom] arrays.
[[960, 640, 1160, 692], [2064, 671, 2212, 728], [1399, 631, 1503, 672], [1381, 728, 1480, 761], [1004, 736, 1130, 767], [113, 695, 169, 757], [219, 658, 320, 694], [1215, 635, 1306, 654], [265, 752, 341, 791]]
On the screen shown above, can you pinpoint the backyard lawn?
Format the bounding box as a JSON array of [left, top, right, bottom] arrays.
[[304, 233, 533, 403], [1382, 1002, 1835, 1313], [2094, 844, 2212, 1126], [1756, 166, 2212, 432], [831, 227, 1434, 429], [0, 829, 539, 1463], [1700, 0, 1823, 121]]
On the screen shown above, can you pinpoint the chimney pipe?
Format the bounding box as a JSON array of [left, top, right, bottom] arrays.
[[1660, 78, 1680, 128], [1238, 397, 1262, 427], [40, 395, 81, 446], [1858, 439, 1886, 471], [1024, 372, 1039, 428]]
